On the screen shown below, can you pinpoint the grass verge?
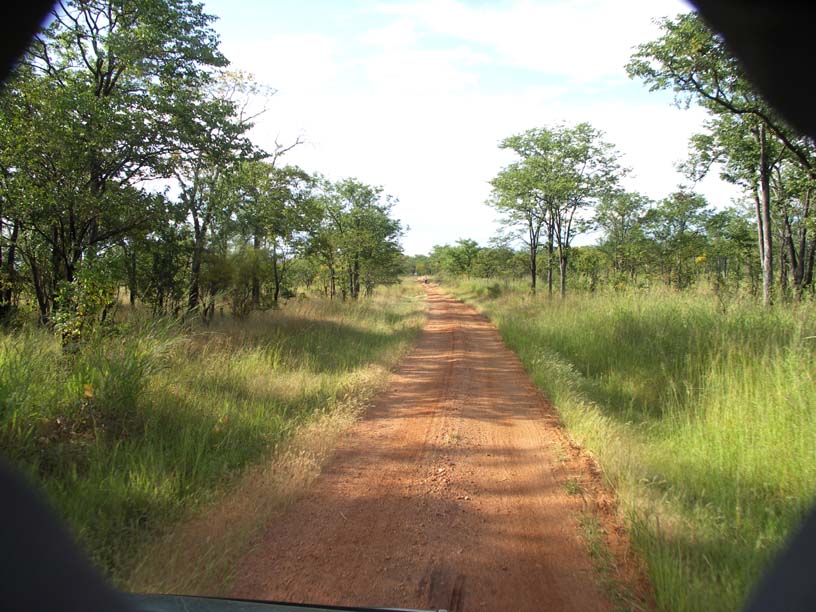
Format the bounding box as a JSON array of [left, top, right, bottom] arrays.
[[448, 277, 816, 612], [0, 281, 426, 586], [126, 383, 372, 595]]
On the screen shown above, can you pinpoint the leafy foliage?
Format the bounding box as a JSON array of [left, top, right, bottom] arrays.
[[627, 12, 816, 304], [488, 123, 623, 296], [0, 1, 405, 339]]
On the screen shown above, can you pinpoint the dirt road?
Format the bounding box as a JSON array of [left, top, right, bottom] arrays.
[[231, 284, 614, 611]]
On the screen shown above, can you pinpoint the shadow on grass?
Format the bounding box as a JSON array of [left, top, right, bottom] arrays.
[[2, 297, 425, 583], [203, 311, 420, 375], [632, 511, 795, 612]]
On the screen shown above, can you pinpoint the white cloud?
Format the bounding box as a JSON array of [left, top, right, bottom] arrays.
[[376, 0, 693, 81], [359, 18, 419, 48], [226, 33, 339, 95], [360, 46, 485, 95], [213, 0, 739, 255]]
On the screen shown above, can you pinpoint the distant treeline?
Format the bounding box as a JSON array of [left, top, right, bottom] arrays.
[[406, 187, 758, 295]]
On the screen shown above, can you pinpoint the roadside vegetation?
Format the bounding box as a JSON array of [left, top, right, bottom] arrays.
[[4, 1, 816, 609], [401, 10, 816, 611], [0, 280, 425, 583], [0, 0, 417, 583], [447, 279, 814, 611]]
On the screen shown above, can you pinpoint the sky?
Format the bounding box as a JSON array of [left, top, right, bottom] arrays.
[[202, 0, 743, 255]]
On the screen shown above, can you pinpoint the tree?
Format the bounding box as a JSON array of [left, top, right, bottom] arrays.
[[490, 123, 622, 297], [429, 239, 482, 276], [627, 11, 816, 304], [643, 189, 711, 289], [171, 71, 259, 314], [571, 246, 605, 292], [595, 190, 652, 284], [703, 207, 758, 293], [233, 162, 317, 305], [488, 161, 550, 293], [313, 178, 403, 300], [0, 0, 231, 325]]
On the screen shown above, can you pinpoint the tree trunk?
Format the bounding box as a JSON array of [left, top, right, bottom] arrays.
[[546, 225, 554, 296], [558, 250, 567, 299], [757, 124, 774, 306], [791, 187, 810, 300], [352, 255, 360, 299], [185, 168, 209, 314], [344, 265, 352, 301], [251, 232, 261, 307], [50, 225, 61, 311], [188, 250, 201, 312], [529, 243, 537, 292], [272, 247, 281, 304], [27, 252, 50, 324], [779, 222, 789, 300], [126, 245, 137, 306], [0, 219, 20, 320], [803, 237, 816, 290], [188, 215, 209, 313]]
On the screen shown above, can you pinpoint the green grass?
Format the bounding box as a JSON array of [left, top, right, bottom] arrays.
[[0, 281, 425, 584], [448, 278, 816, 611]]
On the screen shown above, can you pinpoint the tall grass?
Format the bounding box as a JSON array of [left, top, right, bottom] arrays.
[[0, 281, 425, 584], [449, 278, 816, 611]]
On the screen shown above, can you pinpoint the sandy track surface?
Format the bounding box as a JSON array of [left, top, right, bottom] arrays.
[[231, 284, 613, 612]]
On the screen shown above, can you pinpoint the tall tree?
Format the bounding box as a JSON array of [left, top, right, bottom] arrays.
[[643, 189, 711, 289], [595, 190, 652, 283], [0, 0, 231, 322], [317, 178, 402, 300], [488, 161, 550, 293], [627, 11, 816, 304], [233, 162, 317, 305], [490, 123, 622, 297], [172, 71, 259, 313]]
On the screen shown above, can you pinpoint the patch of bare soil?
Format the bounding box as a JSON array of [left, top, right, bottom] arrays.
[[230, 284, 647, 611]]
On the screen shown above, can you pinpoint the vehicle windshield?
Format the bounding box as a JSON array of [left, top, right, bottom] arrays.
[[2, 2, 815, 612]]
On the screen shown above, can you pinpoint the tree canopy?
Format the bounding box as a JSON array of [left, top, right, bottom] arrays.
[[488, 123, 623, 296], [0, 0, 406, 338]]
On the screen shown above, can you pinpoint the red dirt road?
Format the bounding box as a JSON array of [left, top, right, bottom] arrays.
[[231, 284, 613, 611]]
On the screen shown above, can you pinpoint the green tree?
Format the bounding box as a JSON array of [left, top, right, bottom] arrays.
[[171, 71, 258, 314], [0, 0, 231, 325], [491, 123, 622, 297], [570, 246, 605, 292], [627, 11, 816, 304], [489, 159, 551, 293], [233, 162, 317, 305], [594, 190, 652, 284], [315, 178, 403, 300], [474, 242, 526, 278], [704, 207, 758, 293], [644, 189, 711, 289]]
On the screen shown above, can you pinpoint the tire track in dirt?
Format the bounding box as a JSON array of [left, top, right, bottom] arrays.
[[231, 284, 615, 611]]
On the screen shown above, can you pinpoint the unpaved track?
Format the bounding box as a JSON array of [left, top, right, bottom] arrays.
[[232, 284, 612, 611]]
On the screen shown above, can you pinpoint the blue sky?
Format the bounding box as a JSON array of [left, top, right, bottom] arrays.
[[203, 0, 742, 255]]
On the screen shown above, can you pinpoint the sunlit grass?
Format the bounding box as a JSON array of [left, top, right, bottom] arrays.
[[0, 281, 425, 583], [449, 277, 816, 612]]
